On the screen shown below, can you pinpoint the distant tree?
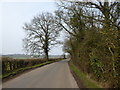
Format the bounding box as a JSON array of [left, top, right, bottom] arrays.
[[23, 12, 62, 60]]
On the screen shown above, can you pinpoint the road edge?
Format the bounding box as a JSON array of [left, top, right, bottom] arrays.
[[68, 61, 102, 88]]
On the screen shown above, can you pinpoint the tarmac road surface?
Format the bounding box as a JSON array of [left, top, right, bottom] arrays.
[[2, 59, 78, 88]]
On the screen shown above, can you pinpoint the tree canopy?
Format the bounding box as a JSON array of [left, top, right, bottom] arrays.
[[23, 12, 62, 60]]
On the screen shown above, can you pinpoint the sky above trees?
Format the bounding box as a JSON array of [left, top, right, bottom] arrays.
[[0, 1, 64, 55]]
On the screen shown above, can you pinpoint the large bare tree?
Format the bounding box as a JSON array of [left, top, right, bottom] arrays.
[[23, 12, 62, 60]]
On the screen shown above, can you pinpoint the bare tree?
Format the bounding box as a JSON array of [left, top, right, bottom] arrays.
[[23, 12, 62, 60]]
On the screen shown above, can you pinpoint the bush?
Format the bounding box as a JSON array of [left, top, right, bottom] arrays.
[[2, 57, 62, 75]]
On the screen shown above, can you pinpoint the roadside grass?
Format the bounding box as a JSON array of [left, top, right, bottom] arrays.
[[1, 61, 55, 79], [69, 61, 103, 88]]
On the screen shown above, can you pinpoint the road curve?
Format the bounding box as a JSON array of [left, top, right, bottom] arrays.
[[3, 59, 78, 88]]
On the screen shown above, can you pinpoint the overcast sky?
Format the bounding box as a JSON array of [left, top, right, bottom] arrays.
[[0, 0, 65, 55]]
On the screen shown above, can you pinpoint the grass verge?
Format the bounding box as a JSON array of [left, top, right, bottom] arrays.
[[69, 61, 102, 88], [1, 61, 55, 79]]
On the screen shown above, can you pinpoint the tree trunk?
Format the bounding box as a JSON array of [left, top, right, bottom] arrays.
[[44, 32, 49, 61], [44, 48, 49, 61]]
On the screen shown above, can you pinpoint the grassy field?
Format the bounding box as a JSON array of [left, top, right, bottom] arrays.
[[2, 54, 62, 59]]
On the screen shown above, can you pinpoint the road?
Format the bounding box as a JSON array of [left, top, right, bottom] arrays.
[[2, 59, 78, 88]]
